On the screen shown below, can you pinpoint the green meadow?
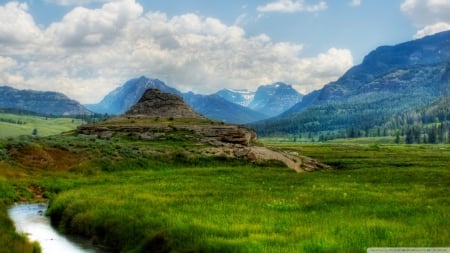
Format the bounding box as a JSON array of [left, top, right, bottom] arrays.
[[0, 113, 84, 138], [0, 133, 449, 252]]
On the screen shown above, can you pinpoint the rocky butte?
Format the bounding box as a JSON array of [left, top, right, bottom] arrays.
[[78, 88, 329, 172]]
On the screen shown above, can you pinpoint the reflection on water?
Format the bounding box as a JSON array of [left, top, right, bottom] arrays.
[[8, 203, 98, 253]]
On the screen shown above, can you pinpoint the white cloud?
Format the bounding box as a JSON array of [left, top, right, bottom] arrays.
[[0, 56, 24, 85], [45, 0, 143, 47], [401, 0, 450, 37], [0, 56, 17, 71], [257, 0, 327, 13], [413, 22, 450, 39], [0, 0, 352, 103], [0, 2, 43, 47]]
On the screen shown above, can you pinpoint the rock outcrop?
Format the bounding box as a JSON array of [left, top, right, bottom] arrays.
[[126, 88, 203, 119], [77, 88, 329, 172], [77, 123, 257, 146]]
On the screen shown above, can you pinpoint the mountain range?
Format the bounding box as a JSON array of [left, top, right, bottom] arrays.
[[84, 77, 300, 123], [216, 83, 303, 117], [1, 30, 449, 134], [0, 77, 299, 124], [0, 86, 90, 116], [250, 30, 450, 136]]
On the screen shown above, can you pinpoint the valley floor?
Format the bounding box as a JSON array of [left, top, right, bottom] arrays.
[[0, 136, 449, 252]]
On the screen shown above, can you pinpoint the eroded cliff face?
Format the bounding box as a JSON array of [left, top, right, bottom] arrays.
[[77, 122, 257, 146]]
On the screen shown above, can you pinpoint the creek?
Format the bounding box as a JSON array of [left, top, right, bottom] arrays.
[[8, 203, 99, 253]]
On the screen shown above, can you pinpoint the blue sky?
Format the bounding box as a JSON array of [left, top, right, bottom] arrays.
[[0, 0, 449, 103]]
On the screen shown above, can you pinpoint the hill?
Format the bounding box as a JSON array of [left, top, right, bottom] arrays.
[[0, 113, 85, 138], [79, 88, 327, 172], [251, 30, 450, 136], [0, 86, 91, 116]]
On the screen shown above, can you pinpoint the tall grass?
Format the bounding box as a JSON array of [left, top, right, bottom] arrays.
[[46, 144, 449, 252], [1, 135, 449, 252]]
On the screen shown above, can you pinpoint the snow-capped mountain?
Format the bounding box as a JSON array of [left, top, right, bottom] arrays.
[[215, 82, 303, 118], [248, 82, 303, 117], [215, 89, 255, 107]]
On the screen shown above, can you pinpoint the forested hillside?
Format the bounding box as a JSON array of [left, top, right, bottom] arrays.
[[250, 31, 450, 140]]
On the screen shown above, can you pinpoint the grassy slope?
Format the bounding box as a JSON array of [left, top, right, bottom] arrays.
[[0, 113, 84, 138], [0, 135, 449, 252]]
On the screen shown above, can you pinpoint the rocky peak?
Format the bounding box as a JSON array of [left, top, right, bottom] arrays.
[[125, 88, 203, 119]]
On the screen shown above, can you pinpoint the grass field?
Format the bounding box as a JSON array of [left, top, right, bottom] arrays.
[[0, 113, 84, 138], [0, 135, 449, 252]]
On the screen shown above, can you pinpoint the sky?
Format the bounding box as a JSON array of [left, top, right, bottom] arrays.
[[0, 0, 449, 104]]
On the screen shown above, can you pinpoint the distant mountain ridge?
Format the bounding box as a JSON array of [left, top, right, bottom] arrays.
[[215, 82, 303, 118], [248, 82, 303, 117], [86, 77, 181, 115], [215, 89, 255, 107], [251, 30, 450, 136], [86, 76, 268, 124], [0, 86, 91, 116], [182, 92, 268, 123]]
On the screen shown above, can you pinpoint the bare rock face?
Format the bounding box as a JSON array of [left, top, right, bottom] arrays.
[[125, 88, 203, 119]]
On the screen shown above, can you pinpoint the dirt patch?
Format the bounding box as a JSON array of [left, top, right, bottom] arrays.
[[8, 146, 85, 171]]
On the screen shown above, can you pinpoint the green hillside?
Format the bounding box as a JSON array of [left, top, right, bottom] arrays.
[[0, 113, 85, 138]]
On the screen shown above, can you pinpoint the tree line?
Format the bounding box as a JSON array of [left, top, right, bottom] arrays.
[[0, 117, 26, 125]]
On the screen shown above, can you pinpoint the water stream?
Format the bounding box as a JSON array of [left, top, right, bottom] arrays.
[[8, 203, 99, 253]]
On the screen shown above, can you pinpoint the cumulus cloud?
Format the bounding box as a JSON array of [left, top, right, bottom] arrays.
[[257, 0, 327, 13], [0, 2, 43, 49], [45, 0, 143, 47], [401, 0, 450, 37], [0, 56, 24, 85], [413, 22, 450, 39], [0, 56, 17, 71], [0, 0, 352, 103]]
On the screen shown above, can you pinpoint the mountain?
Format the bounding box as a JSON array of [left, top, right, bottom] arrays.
[[87, 76, 266, 124], [251, 30, 450, 136], [182, 92, 267, 124], [85, 76, 181, 115], [215, 82, 303, 118], [248, 82, 303, 117], [215, 89, 255, 107], [0, 86, 91, 116]]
